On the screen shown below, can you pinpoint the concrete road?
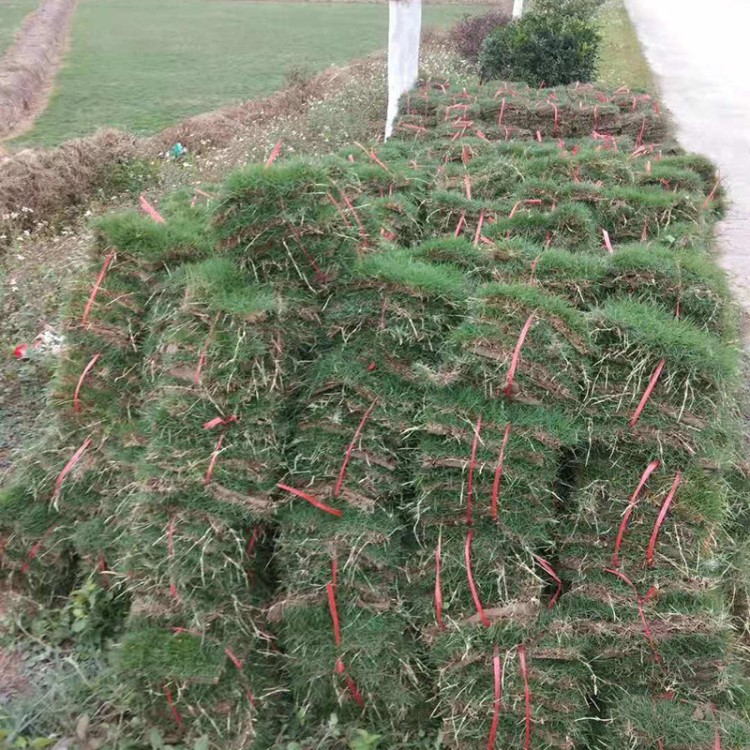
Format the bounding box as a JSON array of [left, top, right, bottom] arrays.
[[626, 0, 750, 316]]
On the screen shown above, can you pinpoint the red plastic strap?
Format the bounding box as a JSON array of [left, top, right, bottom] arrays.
[[613, 459, 661, 567], [353, 141, 390, 173], [265, 139, 283, 167], [462, 145, 471, 166], [20, 525, 57, 575], [334, 398, 378, 497], [629, 358, 666, 428], [472, 210, 485, 247], [81, 252, 114, 325], [702, 175, 721, 209], [204, 433, 225, 485], [140, 195, 166, 224], [203, 414, 238, 430], [518, 645, 532, 750], [466, 415, 482, 525], [550, 102, 559, 136], [454, 210, 466, 237], [464, 174, 472, 201], [605, 568, 660, 662], [602, 228, 614, 254], [529, 256, 540, 283], [326, 582, 342, 647], [491, 423, 511, 520], [635, 116, 647, 148], [465, 530, 490, 627], [224, 647, 244, 671], [497, 98, 507, 128], [245, 526, 260, 558], [328, 192, 352, 228], [486, 644, 503, 750], [73, 353, 100, 413], [164, 684, 183, 728], [194, 312, 219, 386], [53, 437, 92, 505], [342, 193, 368, 243], [335, 657, 365, 708], [434, 533, 444, 629], [715, 727, 722, 750], [533, 554, 562, 608], [277, 483, 343, 517], [646, 472, 682, 566], [505, 314, 535, 397]]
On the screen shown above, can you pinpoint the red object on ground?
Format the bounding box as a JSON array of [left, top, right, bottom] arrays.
[[277, 483, 343, 517], [163, 684, 183, 728], [326, 581, 342, 646], [265, 139, 283, 167], [81, 252, 114, 325], [73, 353, 101, 413], [335, 657, 366, 708], [702, 175, 722, 209], [602, 228, 614, 254], [466, 415, 482, 525], [646, 472, 682, 566], [497, 98, 506, 128], [491, 423, 511, 520], [505, 314, 535, 397], [13, 343, 28, 359], [518, 645, 532, 750], [139, 195, 166, 224], [465, 530, 490, 627], [52, 437, 92, 506], [20, 526, 57, 576], [464, 174, 472, 200], [473, 209, 485, 247], [612, 459, 661, 567], [202, 414, 238, 430], [204, 433, 225, 485], [454, 210, 466, 237], [486, 644, 503, 750], [629, 358, 666, 428], [334, 398, 378, 497], [533, 554, 562, 608], [605, 568, 661, 662]]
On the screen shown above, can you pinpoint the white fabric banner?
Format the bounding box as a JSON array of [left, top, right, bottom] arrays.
[[513, 0, 525, 19], [386, 0, 422, 139]]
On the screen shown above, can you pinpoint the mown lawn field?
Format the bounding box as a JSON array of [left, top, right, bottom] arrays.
[[0, 0, 36, 56], [597, 0, 655, 91], [17, 0, 491, 146]]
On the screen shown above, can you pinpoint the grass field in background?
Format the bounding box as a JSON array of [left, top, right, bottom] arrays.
[[17, 0, 489, 146], [597, 0, 655, 91], [0, 0, 36, 56]]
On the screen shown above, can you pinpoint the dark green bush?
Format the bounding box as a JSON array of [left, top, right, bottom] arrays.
[[479, 12, 601, 87]]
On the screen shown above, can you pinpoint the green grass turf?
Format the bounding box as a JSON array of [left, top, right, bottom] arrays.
[[15, 0, 491, 147], [597, 0, 656, 91], [0, 0, 36, 56]]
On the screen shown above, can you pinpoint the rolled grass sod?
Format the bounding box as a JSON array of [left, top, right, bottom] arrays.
[[2, 78, 749, 748]]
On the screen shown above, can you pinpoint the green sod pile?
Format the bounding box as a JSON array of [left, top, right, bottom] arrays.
[[1, 80, 748, 749]]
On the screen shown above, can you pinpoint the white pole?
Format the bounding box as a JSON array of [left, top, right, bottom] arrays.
[[513, 0, 525, 19], [386, 0, 422, 139]]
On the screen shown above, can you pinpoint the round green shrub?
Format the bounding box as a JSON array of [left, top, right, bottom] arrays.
[[479, 12, 601, 87]]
